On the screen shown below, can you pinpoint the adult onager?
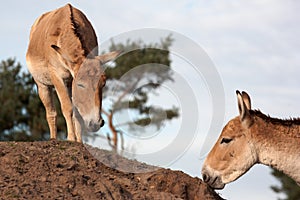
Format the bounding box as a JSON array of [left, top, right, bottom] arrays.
[[202, 90, 300, 189], [26, 4, 120, 142]]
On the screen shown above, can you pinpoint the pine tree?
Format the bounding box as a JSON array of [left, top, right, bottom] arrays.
[[0, 58, 65, 141], [102, 36, 179, 150], [0, 58, 30, 140], [271, 169, 300, 200]]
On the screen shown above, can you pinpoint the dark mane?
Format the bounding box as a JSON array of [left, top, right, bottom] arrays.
[[250, 109, 300, 126], [68, 4, 89, 56]]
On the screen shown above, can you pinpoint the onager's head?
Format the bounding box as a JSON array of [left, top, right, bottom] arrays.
[[52, 45, 121, 132], [72, 52, 121, 132], [202, 91, 257, 189]]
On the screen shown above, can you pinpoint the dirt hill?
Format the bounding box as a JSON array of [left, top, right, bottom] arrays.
[[0, 140, 223, 199]]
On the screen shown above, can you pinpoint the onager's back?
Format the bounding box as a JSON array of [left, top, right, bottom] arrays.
[[202, 91, 300, 189], [26, 4, 120, 142], [27, 4, 98, 74]]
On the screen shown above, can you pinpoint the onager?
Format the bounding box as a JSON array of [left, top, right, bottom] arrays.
[[202, 90, 300, 189], [26, 4, 120, 142]]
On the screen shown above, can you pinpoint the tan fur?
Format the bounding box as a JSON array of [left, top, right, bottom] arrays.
[[26, 4, 121, 142], [202, 91, 300, 189]]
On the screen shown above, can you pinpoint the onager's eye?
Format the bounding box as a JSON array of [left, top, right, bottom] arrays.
[[77, 83, 85, 88], [220, 138, 233, 144]]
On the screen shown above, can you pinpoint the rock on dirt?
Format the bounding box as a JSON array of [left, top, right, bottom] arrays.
[[0, 141, 224, 200]]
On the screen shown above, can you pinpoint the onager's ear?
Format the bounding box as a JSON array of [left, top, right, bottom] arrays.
[[96, 50, 122, 64], [242, 91, 251, 110], [236, 90, 253, 128]]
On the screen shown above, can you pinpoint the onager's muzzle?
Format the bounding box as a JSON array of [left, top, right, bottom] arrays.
[[86, 118, 105, 132], [202, 167, 225, 189]]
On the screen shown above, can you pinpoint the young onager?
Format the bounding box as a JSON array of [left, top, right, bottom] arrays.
[[26, 4, 120, 142]]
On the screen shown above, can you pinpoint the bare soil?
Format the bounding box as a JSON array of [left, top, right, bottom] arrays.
[[0, 140, 223, 199]]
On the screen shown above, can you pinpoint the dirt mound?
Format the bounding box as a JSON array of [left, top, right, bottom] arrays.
[[0, 141, 223, 199]]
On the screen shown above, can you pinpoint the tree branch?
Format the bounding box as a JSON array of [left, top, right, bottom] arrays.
[[114, 77, 141, 108], [101, 108, 110, 117]]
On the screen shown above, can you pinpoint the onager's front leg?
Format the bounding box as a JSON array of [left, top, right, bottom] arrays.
[[49, 71, 76, 141], [73, 108, 83, 143], [36, 82, 57, 139]]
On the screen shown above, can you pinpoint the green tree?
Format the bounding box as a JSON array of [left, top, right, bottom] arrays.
[[0, 58, 65, 141], [271, 169, 300, 200], [102, 36, 179, 150], [0, 58, 30, 140]]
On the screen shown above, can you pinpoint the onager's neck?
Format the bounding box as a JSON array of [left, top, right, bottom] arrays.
[[253, 115, 300, 184]]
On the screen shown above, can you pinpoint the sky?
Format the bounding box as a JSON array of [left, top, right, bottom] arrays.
[[1, 0, 300, 199]]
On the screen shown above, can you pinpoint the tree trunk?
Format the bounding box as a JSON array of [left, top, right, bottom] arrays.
[[107, 112, 118, 151]]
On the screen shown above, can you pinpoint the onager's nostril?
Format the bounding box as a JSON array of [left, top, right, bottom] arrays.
[[100, 119, 105, 127], [202, 173, 210, 183]]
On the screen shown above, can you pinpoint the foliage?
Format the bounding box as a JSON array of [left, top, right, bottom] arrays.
[[0, 58, 65, 141], [271, 169, 300, 200], [102, 36, 179, 150]]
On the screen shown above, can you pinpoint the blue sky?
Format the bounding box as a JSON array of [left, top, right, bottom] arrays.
[[1, 1, 300, 199]]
